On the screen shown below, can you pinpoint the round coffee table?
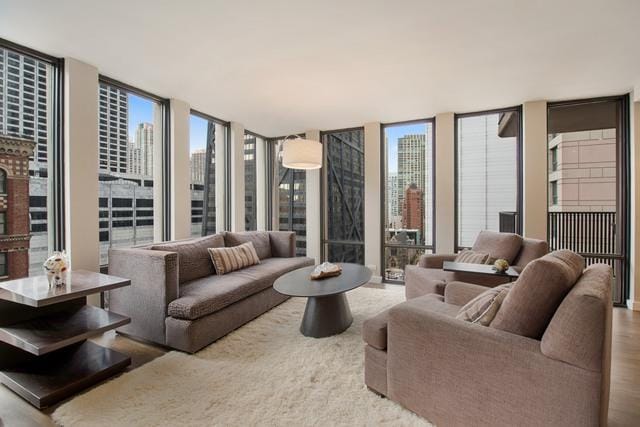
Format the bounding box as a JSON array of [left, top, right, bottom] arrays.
[[273, 263, 372, 338]]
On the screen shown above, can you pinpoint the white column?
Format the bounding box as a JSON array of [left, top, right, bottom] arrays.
[[364, 122, 381, 279], [522, 101, 548, 240], [629, 90, 640, 310], [230, 122, 245, 231], [64, 58, 100, 305], [305, 129, 321, 263], [256, 137, 267, 230], [169, 99, 191, 240], [435, 113, 455, 253], [215, 123, 227, 233]]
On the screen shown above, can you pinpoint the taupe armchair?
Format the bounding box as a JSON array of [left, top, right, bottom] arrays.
[[364, 251, 612, 426], [405, 230, 548, 299]]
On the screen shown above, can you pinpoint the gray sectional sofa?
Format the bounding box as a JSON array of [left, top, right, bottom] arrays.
[[108, 231, 314, 353]]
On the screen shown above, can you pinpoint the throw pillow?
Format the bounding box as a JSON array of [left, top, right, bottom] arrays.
[[208, 241, 260, 275], [455, 249, 490, 264], [152, 233, 225, 284], [456, 284, 512, 326], [490, 249, 585, 339]]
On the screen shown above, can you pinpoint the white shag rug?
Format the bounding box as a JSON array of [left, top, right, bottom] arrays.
[[53, 286, 432, 427]]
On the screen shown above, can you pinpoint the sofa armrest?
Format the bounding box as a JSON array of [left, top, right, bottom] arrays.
[[269, 231, 296, 257], [444, 281, 489, 306], [417, 253, 456, 269], [386, 299, 603, 426], [108, 247, 179, 346]]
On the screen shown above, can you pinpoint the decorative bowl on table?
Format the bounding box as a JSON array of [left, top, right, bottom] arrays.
[[492, 259, 510, 273], [310, 262, 342, 280]]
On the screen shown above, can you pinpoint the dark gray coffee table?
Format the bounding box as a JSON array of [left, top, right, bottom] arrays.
[[273, 263, 372, 338]]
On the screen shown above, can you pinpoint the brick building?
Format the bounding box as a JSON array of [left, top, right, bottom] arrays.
[[402, 183, 424, 241], [0, 135, 35, 279]]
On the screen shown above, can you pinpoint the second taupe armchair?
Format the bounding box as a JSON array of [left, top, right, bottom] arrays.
[[405, 230, 548, 299]]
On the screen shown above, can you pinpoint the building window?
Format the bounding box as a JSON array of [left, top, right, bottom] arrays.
[[0, 169, 6, 194], [0, 212, 6, 235], [551, 146, 558, 171], [382, 120, 434, 282], [0, 43, 62, 277], [189, 112, 227, 236], [274, 138, 306, 256], [0, 253, 7, 277], [322, 128, 365, 264], [244, 132, 264, 231], [456, 108, 522, 249], [97, 78, 166, 266], [550, 181, 558, 205]]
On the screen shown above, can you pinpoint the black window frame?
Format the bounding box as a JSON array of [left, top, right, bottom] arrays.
[[380, 118, 436, 284], [454, 106, 523, 251]]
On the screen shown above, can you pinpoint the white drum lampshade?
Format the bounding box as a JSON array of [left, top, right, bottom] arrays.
[[281, 137, 322, 170]]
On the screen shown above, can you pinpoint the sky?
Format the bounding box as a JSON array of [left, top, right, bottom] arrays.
[[384, 123, 427, 173], [128, 93, 208, 152]]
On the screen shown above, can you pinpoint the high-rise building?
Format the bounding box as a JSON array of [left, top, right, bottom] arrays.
[[127, 122, 153, 176], [397, 134, 425, 209], [99, 83, 128, 173], [190, 148, 206, 185], [402, 183, 423, 237], [387, 172, 401, 228]]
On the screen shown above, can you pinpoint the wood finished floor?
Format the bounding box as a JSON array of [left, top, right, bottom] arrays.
[[0, 285, 638, 427]]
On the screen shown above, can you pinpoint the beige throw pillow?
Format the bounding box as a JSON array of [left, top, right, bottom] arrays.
[[456, 284, 512, 326], [455, 249, 490, 264], [208, 242, 260, 275]]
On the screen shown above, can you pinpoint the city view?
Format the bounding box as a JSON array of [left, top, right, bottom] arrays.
[[383, 122, 433, 281]]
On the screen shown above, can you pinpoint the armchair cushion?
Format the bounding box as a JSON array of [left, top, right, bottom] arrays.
[[491, 250, 585, 339], [444, 281, 491, 306], [456, 283, 512, 326], [417, 253, 456, 269], [225, 231, 272, 260], [363, 309, 390, 350], [151, 233, 224, 284], [471, 230, 523, 263]]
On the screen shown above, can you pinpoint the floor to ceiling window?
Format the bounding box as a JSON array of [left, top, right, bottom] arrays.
[[0, 42, 62, 278], [547, 96, 629, 304], [190, 111, 227, 236], [274, 137, 306, 256], [322, 128, 365, 264], [455, 107, 522, 250], [98, 78, 166, 266], [382, 120, 434, 282]]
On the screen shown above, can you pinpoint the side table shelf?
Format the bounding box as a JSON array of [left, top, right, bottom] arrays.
[[0, 270, 132, 409]]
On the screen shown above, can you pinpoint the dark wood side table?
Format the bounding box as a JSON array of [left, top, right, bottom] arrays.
[[0, 270, 131, 408], [273, 263, 372, 338], [443, 261, 520, 281]]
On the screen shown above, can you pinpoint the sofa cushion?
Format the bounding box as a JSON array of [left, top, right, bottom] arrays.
[[269, 231, 296, 257], [225, 231, 272, 260], [363, 309, 390, 350], [208, 242, 260, 275], [168, 256, 314, 320], [471, 230, 523, 264], [152, 234, 225, 284], [512, 238, 549, 268], [454, 249, 490, 264], [491, 250, 584, 339], [456, 283, 512, 326]]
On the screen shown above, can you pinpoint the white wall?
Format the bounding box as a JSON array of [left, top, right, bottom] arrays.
[[364, 122, 381, 278], [305, 130, 321, 263], [435, 113, 455, 253], [522, 101, 548, 240], [170, 99, 191, 240], [64, 58, 100, 305]]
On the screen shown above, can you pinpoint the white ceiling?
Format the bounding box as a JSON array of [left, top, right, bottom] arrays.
[[1, 0, 639, 136]]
